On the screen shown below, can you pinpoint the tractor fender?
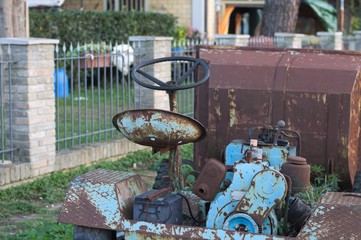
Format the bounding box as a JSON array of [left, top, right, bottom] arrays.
[[58, 169, 147, 231]]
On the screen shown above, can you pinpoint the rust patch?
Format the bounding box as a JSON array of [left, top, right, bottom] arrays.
[[228, 89, 236, 127]]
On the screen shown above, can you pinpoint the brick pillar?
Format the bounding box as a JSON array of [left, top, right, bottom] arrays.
[[274, 33, 304, 48], [214, 34, 250, 46], [317, 32, 343, 50], [0, 38, 58, 177], [129, 36, 172, 110]]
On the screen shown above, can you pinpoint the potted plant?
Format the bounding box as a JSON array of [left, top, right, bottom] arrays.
[[66, 42, 112, 69]]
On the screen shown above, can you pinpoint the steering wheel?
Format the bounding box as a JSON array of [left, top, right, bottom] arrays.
[[131, 56, 210, 91]]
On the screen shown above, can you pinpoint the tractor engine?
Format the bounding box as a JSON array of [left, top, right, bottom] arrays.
[[205, 161, 286, 234], [193, 121, 304, 235]]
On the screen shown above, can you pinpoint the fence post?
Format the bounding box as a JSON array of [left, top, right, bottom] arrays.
[[129, 36, 173, 110], [0, 38, 58, 179], [214, 34, 250, 46], [274, 33, 304, 48], [316, 32, 343, 50]]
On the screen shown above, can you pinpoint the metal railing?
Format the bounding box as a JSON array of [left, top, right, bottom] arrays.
[[0, 46, 17, 163], [342, 35, 361, 51], [54, 42, 135, 150], [54, 41, 199, 150]]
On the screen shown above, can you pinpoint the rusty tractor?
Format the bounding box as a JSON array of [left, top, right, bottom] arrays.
[[59, 53, 361, 239]]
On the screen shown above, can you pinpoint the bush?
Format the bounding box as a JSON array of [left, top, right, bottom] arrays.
[[29, 10, 177, 43]]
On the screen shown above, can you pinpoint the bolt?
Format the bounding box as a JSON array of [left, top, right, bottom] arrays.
[[235, 224, 248, 232]]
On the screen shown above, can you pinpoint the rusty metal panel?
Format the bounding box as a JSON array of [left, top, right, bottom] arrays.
[[195, 47, 361, 189], [58, 169, 147, 230], [297, 192, 361, 239], [122, 219, 292, 240], [320, 192, 361, 205], [298, 204, 361, 239]]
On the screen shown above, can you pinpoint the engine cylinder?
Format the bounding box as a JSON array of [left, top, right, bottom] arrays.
[[281, 156, 311, 193]]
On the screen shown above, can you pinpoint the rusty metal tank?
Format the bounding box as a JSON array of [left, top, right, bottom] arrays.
[[281, 156, 311, 193], [194, 46, 361, 189]]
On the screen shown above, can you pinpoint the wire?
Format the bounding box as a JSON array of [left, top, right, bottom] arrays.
[[160, 200, 173, 223], [176, 193, 206, 224]]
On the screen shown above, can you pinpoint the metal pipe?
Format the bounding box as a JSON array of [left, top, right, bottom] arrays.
[[168, 90, 184, 191]]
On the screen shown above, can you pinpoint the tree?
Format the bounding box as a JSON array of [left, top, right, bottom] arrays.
[[261, 0, 301, 36], [0, 0, 28, 38], [344, 0, 361, 34]]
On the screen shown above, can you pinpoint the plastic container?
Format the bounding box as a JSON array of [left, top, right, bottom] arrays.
[[54, 68, 69, 98]]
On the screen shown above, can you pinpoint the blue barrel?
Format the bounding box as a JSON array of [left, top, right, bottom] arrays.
[[54, 68, 69, 98]]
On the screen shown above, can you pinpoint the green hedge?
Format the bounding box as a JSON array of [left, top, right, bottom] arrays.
[[29, 10, 177, 44]]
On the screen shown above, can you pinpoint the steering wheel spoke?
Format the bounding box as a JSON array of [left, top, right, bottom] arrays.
[[137, 69, 169, 87], [131, 56, 210, 91]]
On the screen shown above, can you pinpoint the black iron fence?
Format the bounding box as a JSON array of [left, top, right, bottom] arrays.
[[54, 40, 199, 150], [0, 46, 17, 163], [54, 42, 135, 150]]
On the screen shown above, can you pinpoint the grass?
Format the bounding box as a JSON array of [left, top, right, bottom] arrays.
[[298, 164, 340, 207], [56, 80, 134, 150], [55, 80, 195, 150], [0, 144, 193, 239]]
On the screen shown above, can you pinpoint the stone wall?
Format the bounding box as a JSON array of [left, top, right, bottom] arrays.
[[148, 0, 192, 27]]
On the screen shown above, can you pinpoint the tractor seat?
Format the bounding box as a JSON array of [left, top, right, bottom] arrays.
[[113, 109, 206, 153]]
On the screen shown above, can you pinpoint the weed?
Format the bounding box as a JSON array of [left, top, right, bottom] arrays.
[[277, 217, 291, 236], [298, 164, 340, 207], [7, 221, 73, 240]]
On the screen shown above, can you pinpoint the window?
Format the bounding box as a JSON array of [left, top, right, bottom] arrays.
[[106, 0, 145, 11]]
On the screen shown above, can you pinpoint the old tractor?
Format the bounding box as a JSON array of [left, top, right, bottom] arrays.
[[59, 54, 361, 239]]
